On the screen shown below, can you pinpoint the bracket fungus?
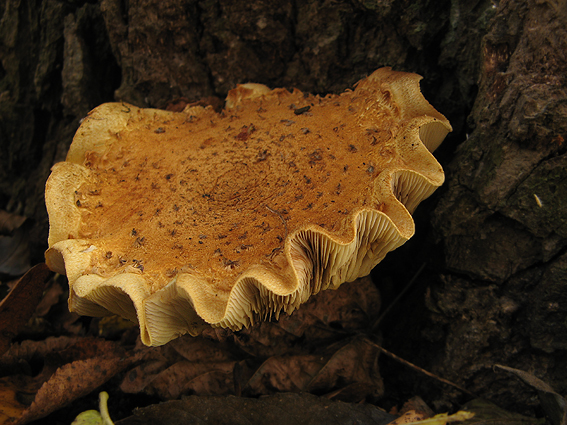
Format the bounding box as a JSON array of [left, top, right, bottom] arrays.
[[45, 68, 451, 346]]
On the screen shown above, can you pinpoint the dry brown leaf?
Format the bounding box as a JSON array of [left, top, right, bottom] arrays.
[[495, 365, 566, 425], [120, 334, 240, 397], [56, 337, 123, 363], [121, 335, 382, 402], [0, 212, 26, 235], [0, 336, 79, 364], [306, 338, 382, 400], [155, 361, 238, 398], [244, 337, 382, 401], [178, 367, 242, 397], [0, 336, 80, 376], [0, 264, 53, 356], [400, 411, 475, 425], [0, 384, 27, 425], [0, 336, 82, 382], [277, 275, 381, 338], [389, 411, 429, 425], [386, 411, 476, 425], [120, 360, 169, 394], [130, 360, 237, 400], [245, 354, 326, 394], [16, 355, 130, 424], [29, 338, 130, 394], [0, 337, 133, 424], [168, 335, 238, 363], [400, 397, 435, 418], [119, 278, 382, 402], [227, 321, 297, 358], [232, 277, 380, 357], [33, 280, 64, 318], [0, 211, 30, 276], [0, 374, 43, 425]]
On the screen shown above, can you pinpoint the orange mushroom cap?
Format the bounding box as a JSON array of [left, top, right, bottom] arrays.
[[45, 68, 451, 346]]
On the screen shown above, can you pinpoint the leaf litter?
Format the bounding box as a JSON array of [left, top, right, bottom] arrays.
[[0, 211, 30, 276], [0, 268, 558, 425], [119, 276, 383, 402], [494, 365, 566, 425], [0, 264, 53, 356]]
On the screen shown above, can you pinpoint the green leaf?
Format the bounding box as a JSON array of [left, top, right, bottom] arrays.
[[71, 410, 104, 425], [71, 392, 114, 425]]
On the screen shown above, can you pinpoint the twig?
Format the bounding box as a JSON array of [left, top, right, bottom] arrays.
[[368, 340, 478, 399], [370, 262, 427, 332]]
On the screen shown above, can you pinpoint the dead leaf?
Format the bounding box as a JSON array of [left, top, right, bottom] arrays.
[[400, 397, 435, 418], [495, 365, 566, 425], [277, 275, 381, 339], [0, 382, 27, 424], [245, 353, 326, 395], [231, 277, 381, 357], [97, 315, 137, 340], [33, 279, 64, 317], [0, 336, 72, 366], [114, 392, 396, 425], [120, 360, 169, 395], [0, 264, 53, 356], [0, 211, 30, 276], [0, 336, 79, 374], [118, 278, 383, 402], [55, 337, 123, 363], [0, 212, 26, 235], [168, 335, 238, 363], [306, 338, 382, 400], [388, 411, 428, 425], [0, 337, 133, 424], [0, 372, 43, 425], [16, 355, 130, 424], [462, 399, 543, 425], [120, 334, 239, 396], [132, 360, 237, 399], [121, 334, 382, 402], [244, 337, 382, 401], [23, 338, 129, 393]]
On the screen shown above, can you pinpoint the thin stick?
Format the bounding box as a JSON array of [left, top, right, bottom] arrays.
[[370, 262, 426, 332], [368, 340, 478, 399]]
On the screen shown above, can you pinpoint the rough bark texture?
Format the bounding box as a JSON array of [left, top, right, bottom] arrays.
[[1, 0, 565, 415], [425, 0, 567, 409]]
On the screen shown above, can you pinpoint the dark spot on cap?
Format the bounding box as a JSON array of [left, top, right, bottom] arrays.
[[294, 106, 310, 115]]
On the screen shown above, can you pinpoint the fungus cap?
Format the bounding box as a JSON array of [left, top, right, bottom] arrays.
[[45, 68, 451, 346]]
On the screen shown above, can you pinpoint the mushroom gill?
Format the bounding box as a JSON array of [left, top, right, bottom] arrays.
[[45, 67, 451, 346]]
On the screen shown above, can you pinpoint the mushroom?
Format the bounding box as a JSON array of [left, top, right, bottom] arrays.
[[45, 68, 451, 346]]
